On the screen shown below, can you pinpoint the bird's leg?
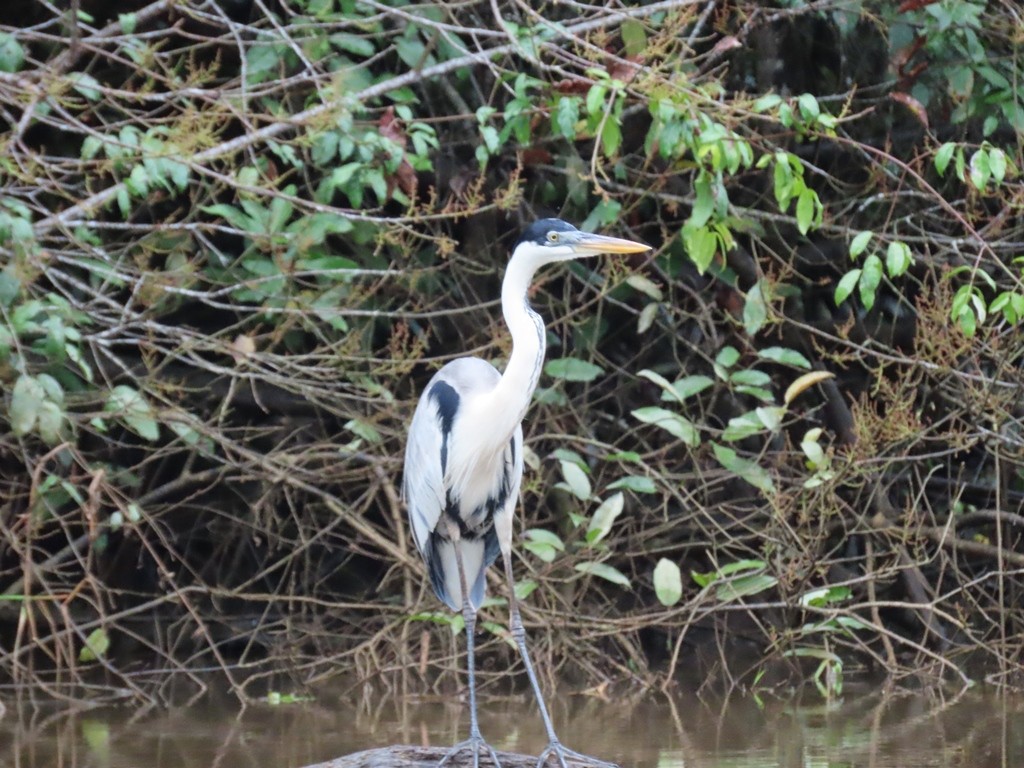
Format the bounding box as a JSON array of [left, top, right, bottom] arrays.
[[438, 519, 502, 768], [501, 554, 618, 768]]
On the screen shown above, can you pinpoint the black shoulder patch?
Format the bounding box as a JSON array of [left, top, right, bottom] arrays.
[[429, 380, 459, 473], [429, 380, 459, 434]]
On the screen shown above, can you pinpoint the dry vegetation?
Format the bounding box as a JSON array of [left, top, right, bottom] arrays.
[[0, 0, 1022, 705]]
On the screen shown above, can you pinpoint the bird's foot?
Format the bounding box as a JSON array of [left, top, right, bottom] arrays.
[[437, 735, 503, 768], [536, 740, 618, 768]]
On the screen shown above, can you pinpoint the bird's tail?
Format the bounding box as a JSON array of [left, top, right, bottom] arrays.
[[428, 534, 489, 612]]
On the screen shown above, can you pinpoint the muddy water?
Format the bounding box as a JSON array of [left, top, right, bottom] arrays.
[[0, 681, 1021, 767]]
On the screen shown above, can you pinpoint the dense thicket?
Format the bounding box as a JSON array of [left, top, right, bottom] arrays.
[[0, 0, 1022, 704]]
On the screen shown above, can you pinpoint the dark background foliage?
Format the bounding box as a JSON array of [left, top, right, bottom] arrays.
[[0, 0, 1022, 704]]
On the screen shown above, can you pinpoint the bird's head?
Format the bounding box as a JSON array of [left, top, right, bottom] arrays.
[[512, 218, 650, 267]]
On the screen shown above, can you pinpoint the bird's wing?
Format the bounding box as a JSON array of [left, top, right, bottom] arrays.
[[403, 359, 510, 610], [402, 387, 447, 558]]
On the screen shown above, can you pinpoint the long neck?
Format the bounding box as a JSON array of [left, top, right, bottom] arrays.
[[485, 253, 546, 443]]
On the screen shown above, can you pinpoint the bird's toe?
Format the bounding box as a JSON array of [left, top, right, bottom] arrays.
[[536, 741, 618, 768], [438, 735, 503, 768]]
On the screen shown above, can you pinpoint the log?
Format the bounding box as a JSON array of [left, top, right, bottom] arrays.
[[302, 745, 612, 768]]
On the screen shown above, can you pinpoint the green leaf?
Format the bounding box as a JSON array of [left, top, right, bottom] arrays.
[[311, 131, 338, 166], [68, 72, 102, 101], [408, 610, 458, 626], [753, 94, 782, 113], [834, 269, 861, 306], [344, 418, 381, 444], [743, 281, 768, 335], [552, 448, 585, 466], [990, 291, 1024, 324], [755, 406, 784, 432], [554, 96, 579, 139], [631, 407, 699, 447], [523, 528, 564, 562], [722, 411, 765, 441], [859, 254, 883, 311], [797, 93, 820, 121], [969, 149, 990, 191], [574, 561, 631, 588], [638, 368, 681, 404], [956, 305, 977, 337], [10, 374, 44, 436], [800, 585, 851, 607], [586, 83, 607, 117], [79, 628, 110, 662], [954, 144, 966, 181], [523, 541, 557, 562], [773, 154, 794, 210], [757, 347, 811, 369], [604, 450, 641, 463], [116, 187, 131, 218], [394, 29, 433, 69], [0, 32, 25, 73], [716, 573, 778, 601], [934, 142, 956, 176], [692, 558, 769, 589], [653, 559, 683, 606], [36, 401, 64, 445], [718, 559, 769, 577], [885, 241, 913, 278], [663, 375, 714, 401], [690, 175, 714, 229], [330, 33, 375, 57], [682, 223, 717, 273], [587, 492, 624, 545], [480, 125, 500, 154], [637, 302, 659, 334], [988, 148, 1007, 184], [105, 385, 160, 441], [801, 431, 826, 468], [795, 187, 816, 235], [727, 369, 770, 387], [712, 443, 775, 493], [715, 346, 740, 369], [945, 60, 973, 96], [165, 159, 189, 192], [607, 475, 656, 494], [621, 20, 647, 56], [524, 528, 565, 550], [203, 203, 257, 232], [625, 275, 663, 301], [601, 120, 622, 157], [514, 579, 538, 601], [690, 569, 712, 589], [544, 357, 603, 382], [0, 268, 21, 306], [0, 326, 11, 359], [849, 230, 873, 259], [559, 460, 592, 500], [332, 161, 362, 189], [118, 12, 137, 34], [267, 194, 294, 233]]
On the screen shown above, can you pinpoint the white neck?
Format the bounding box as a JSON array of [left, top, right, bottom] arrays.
[[478, 251, 547, 446]]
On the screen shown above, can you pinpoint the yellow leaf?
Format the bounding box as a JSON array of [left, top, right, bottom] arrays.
[[784, 371, 835, 405]]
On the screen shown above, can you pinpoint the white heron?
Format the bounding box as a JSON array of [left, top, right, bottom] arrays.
[[402, 218, 650, 768]]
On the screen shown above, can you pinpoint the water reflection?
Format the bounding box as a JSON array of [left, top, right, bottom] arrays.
[[0, 681, 1021, 768]]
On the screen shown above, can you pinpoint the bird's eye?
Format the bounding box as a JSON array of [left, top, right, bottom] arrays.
[[547, 232, 559, 243]]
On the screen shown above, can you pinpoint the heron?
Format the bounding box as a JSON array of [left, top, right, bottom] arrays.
[[402, 218, 650, 768]]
